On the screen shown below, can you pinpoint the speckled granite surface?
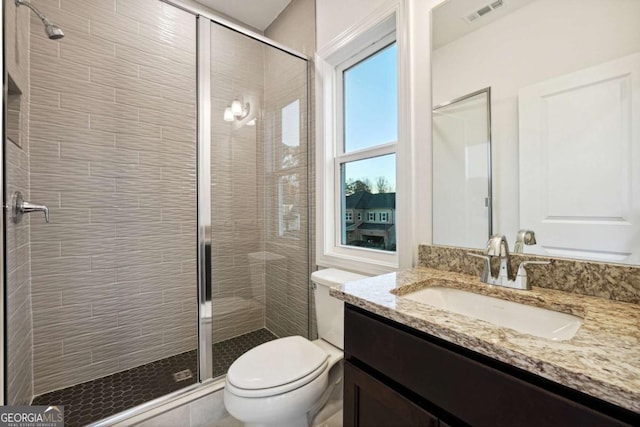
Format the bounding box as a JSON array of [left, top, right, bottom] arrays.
[[419, 244, 640, 304], [331, 267, 640, 413]]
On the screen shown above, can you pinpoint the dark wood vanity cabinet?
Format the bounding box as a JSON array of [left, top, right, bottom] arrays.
[[343, 304, 638, 427]]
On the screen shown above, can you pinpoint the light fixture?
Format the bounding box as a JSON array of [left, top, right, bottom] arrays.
[[230, 99, 243, 116], [223, 107, 234, 122], [223, 98, 251, 123]]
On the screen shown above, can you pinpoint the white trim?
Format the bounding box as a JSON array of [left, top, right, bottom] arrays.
[[336, 141, 397, 164], [316, 1, 411, 275], [406, 0, 439, 266]]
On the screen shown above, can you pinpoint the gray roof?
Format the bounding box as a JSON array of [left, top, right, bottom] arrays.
[[345, 191, 395, 210]]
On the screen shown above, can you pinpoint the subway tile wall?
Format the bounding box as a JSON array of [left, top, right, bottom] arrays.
[[5, 0, 33, 404], [28, 0, 197, 395], [262, 46, 310, 339], [264, 0, 315, 339]]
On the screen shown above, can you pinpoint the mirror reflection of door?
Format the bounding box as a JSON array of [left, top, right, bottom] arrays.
[[432, 88, 492, 249], [519, 53, 640, 264]]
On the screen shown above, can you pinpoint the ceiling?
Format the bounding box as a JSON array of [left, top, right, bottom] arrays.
[[195, 0, 292, 31], [433, 0, 534, 49]]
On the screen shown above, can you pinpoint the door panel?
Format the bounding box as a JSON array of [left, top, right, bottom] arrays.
[[519, 53, 640, 263]]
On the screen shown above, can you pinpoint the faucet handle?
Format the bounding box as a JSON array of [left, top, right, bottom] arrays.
[[516, 260, 551, 274], [487, 234, 509, 257], [515, 260, 551, 290]]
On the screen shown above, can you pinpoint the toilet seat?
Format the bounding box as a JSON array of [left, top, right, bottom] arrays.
[[226, 336, 329, 398]]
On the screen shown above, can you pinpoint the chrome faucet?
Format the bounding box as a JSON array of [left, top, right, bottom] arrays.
[[10, 191, 49, 224], [514, 229, 536, 253], [486, 234, 512, 285], [468, 234, 550, 290]]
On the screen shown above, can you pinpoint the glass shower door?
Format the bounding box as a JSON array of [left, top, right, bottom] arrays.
[[209, 21, 310, 376]]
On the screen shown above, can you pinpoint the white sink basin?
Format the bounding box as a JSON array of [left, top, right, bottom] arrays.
[[401, 286, 583, 341]]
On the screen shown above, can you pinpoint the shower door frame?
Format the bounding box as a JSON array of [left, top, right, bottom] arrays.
[[0, 0, 311, 418], [186, 1, 313, 384]]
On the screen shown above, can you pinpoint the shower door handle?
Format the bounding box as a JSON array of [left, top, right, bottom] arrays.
[[11, 191, 49, 223]]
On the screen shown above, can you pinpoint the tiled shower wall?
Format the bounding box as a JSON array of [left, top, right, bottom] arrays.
[[27, 0, 197, 395], [5, 0, 33, 405], [264, 0, 315, 339], [262, 47, 310, 338]]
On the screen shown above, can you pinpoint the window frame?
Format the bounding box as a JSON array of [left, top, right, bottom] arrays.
[[316, 5, 411, 275], [335, 34, 398, 254]]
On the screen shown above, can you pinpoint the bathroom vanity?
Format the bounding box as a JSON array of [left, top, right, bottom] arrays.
[[332, 268, 640, 426]]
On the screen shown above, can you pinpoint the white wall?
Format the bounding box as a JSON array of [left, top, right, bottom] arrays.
[[316, 0, 393, 51], [432, 0, 640, 245]]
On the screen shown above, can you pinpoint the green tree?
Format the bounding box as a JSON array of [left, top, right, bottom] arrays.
[[345, 178, 372, 196]]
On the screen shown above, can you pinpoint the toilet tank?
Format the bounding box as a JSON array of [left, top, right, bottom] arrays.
[[311, 268, 368, 349]]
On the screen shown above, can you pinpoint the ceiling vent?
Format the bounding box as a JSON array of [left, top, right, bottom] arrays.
[[465, 0, 505, 23]]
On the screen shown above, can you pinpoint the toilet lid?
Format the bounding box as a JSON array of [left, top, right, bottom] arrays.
[[227, 336, 328, 391]]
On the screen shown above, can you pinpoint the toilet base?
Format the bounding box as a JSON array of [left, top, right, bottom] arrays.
[[244, 415, 307, 427]]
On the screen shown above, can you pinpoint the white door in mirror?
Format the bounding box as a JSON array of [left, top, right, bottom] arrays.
[[518, 52, 640, 264]]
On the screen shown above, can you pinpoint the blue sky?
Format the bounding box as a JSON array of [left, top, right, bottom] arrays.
[[343, 43, 397, 193]]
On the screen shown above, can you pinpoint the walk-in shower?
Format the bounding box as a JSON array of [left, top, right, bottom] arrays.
[[2, 1, 310, 425]]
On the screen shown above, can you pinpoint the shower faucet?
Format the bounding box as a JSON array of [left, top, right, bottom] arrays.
[[10, 191, 49, 224]]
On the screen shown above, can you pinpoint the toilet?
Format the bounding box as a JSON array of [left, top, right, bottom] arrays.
[[223, 268, 368, 427]]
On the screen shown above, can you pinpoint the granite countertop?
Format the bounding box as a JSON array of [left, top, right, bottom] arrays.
[[330, 267, 640, 413]]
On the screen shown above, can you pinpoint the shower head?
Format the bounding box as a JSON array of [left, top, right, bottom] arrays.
[[44, 22, 64, 40], [15, 0, 65, 40]]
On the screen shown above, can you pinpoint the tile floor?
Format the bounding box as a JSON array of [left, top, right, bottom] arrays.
[[32, 329, 277, 427]]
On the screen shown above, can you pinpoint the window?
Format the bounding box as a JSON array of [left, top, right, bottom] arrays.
[[277, 100, 302, 239], [380, 212, 388, 222], [316, 10, 407, 274], [338, 39, 397, 253], [346, 211, 353, 222]]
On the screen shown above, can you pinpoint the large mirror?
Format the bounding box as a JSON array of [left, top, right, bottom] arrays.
[[431, 0, 640, 265]]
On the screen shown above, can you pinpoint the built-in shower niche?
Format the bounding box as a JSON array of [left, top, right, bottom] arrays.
[[7, 74, 23, 148]]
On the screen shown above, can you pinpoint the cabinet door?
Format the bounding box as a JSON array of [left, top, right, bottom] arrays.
[[344, 361, 438, 427]]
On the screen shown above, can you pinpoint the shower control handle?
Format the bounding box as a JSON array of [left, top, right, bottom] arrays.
[[11, 191, 49, 223]]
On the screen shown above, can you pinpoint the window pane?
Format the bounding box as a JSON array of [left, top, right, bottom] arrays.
[[343, 43, 397, 153], [281, 100, 300, 169], [341, 154, 396, 252]]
